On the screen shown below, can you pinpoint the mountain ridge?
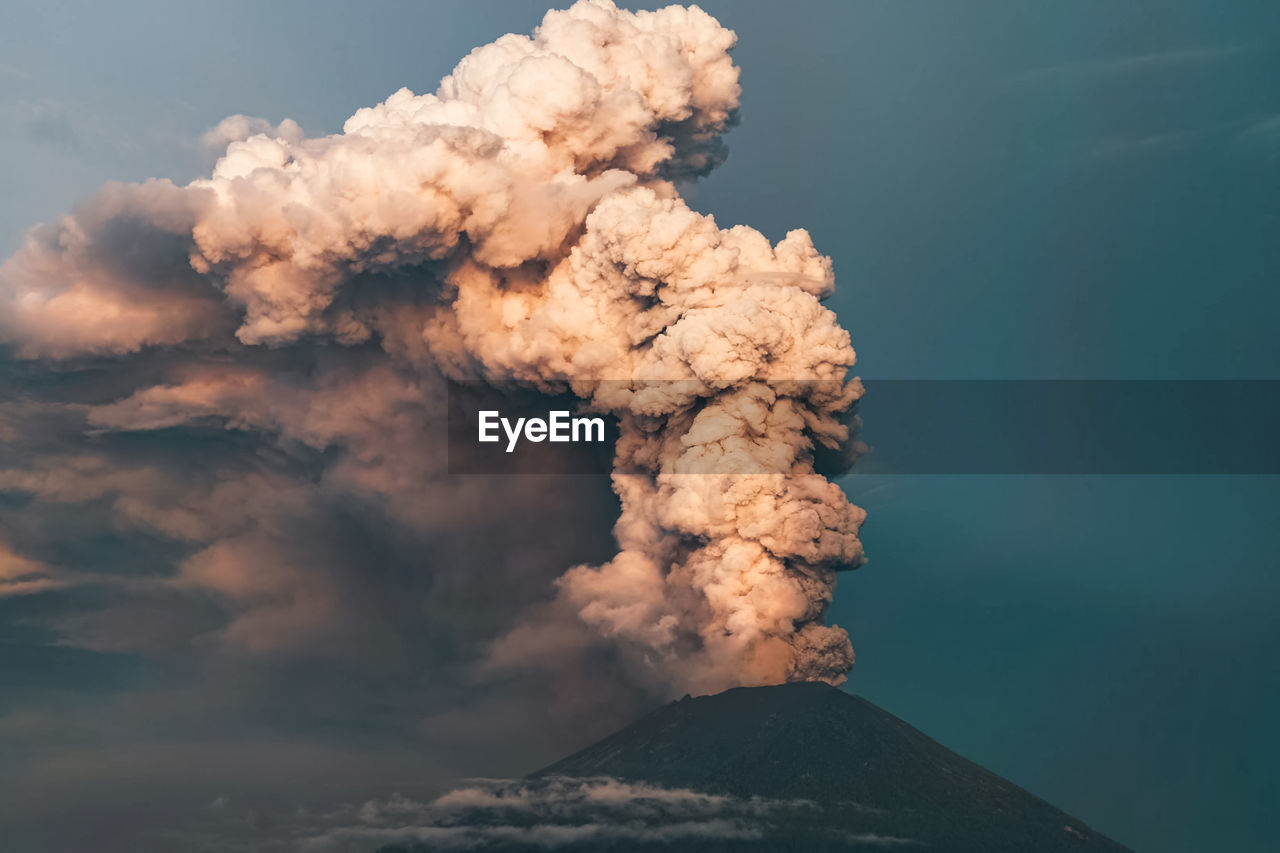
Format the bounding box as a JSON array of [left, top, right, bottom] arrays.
[[531, 681, 1132, 852], [378, 682, 1133, 852]]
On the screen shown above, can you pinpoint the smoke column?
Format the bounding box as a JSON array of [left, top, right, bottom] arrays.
[[0, 0, 864, 692]]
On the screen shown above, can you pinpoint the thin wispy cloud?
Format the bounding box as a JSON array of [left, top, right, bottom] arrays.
[[17, 100, 81, 150], [1238, 114, 1280, 145], [0, 537, 68, 598], [1082, 111, 1280, 162], [1087, 124, 1224, 160], [1231, 114, 1280, 166], [1013, 44, 1250, 85]]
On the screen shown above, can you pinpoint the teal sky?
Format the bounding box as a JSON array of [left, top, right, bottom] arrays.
[[2, 2, 1278, 851]]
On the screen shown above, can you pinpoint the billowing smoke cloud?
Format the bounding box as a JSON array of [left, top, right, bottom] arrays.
[[0, 0, 863, 694]]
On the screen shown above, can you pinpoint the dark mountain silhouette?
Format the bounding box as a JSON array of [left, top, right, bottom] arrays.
[[379, 682, 1132, 852]]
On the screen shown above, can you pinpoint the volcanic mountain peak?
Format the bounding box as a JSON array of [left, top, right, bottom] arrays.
[[378, 683, 1132, 852], [531, 681, 1132, 852]]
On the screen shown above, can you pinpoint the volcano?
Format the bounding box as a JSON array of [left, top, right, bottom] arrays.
[[379, 682, 1132, 852]]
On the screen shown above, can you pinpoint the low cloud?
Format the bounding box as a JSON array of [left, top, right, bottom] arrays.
[[155, 777, 920, 852]]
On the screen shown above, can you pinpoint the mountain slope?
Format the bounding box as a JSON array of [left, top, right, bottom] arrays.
[[378, 682, 1132, 852], [531, 682, 1131, 852]]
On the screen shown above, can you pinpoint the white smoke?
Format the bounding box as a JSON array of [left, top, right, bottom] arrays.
[[0, 0, 864, 692]]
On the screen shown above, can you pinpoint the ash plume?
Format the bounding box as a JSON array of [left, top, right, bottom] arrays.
[[0, 0, 864, 693]]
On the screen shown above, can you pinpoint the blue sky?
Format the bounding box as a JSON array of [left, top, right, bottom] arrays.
[[1, 2, 1278, 851]]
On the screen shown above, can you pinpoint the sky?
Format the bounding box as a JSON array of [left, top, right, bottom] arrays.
[[1, 2, 1278, 852]]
